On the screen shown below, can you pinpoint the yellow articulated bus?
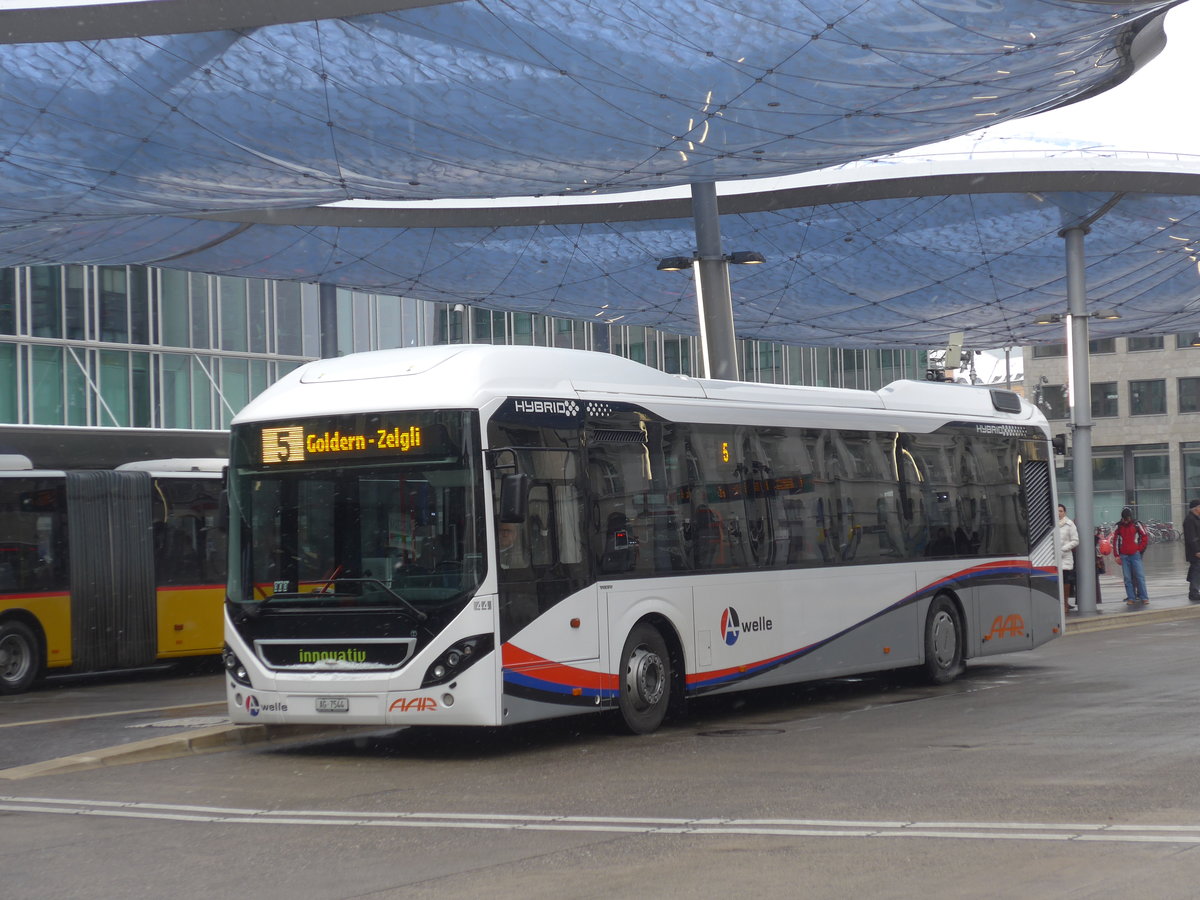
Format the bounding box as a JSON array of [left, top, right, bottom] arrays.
[[0, 456, 226, 693]]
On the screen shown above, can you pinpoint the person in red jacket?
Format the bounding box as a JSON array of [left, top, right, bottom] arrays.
[[1112, 506, 1150, 607]]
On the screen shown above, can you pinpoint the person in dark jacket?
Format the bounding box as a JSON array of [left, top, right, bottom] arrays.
[[1113, 506, 1150, 607], [1184, 499, 1200, 603]]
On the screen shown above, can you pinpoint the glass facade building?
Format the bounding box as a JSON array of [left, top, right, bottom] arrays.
[[1, 265, 928, 432]]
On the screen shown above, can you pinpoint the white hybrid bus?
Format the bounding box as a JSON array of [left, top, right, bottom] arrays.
[[222, 345, 1061, 733]]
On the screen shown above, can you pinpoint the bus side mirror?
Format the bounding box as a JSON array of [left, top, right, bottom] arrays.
[[499, 474, 531, 523]]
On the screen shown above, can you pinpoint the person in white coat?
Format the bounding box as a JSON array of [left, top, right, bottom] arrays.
[[1058, 504, 1080, 613]]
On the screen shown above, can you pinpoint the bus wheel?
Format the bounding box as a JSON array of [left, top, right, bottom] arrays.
[[0, 620, 39, 695], [617, 623, 671, 734], [923, 595, 964, 685]]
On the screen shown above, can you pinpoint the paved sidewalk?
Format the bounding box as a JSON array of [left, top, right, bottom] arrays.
[[1065, 560, 1200, 634]]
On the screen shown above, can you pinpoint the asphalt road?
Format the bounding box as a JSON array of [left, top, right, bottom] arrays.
[[0, 664, 227, 770], [5, 612, 1200, 899]]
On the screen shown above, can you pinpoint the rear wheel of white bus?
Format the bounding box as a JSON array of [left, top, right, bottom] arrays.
[[617, 622, 672, 734], [923, 594, 964, 685]]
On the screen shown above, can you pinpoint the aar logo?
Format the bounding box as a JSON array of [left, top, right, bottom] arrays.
[[720, 607, 742, 646], [986, 614, 1026, 641], [389, 697, 439, 713]]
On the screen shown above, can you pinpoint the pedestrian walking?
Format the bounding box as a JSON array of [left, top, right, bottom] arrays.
[[1057, 504, 1079, 613], [1184, 499, 1200, 602], [1112, 506, 1150, 607]]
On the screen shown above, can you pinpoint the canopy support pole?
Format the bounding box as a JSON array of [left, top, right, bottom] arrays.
[[691, 182, 739, 380], [319, 282, 339, 359], [1064, 226, 1098, 616]]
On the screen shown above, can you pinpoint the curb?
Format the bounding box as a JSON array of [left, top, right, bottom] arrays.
[[0, 722, 381, 781], [1065, 601, 1200, 634]]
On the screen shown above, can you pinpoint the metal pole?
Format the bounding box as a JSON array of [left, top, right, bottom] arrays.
[[1063, 226, 1097, 616], [690, 182, 738, 380], [318, 282, 339, 359]]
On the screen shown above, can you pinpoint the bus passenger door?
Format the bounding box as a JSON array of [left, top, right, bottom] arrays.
[[497, 476, 598, 664]]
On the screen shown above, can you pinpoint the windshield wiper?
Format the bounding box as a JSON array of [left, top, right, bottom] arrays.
[[311, 576, 429, 622], [240, 578, 427, 622]]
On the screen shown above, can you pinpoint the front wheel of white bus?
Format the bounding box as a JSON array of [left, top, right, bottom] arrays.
[[923, 595, 964, 685], [617, 622, 672, 734]]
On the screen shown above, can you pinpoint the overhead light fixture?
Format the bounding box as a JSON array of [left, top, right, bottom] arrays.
[[1033, 313, 1061, 325], [656, 256, 693, 272], [728, 250, 766, 265], [1092, 309, 1121, 320]]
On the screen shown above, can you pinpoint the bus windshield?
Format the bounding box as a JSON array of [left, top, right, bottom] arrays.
[[227, 410, 485, 614]]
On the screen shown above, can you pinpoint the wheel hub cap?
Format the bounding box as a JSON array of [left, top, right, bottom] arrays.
[[931, 611, 956, 667], [625, 646, 665, 710], [1, 637, 28, 679]]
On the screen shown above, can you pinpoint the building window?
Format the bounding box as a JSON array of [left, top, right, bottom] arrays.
[[1183, 443, 1200, 504], [1128, 336, 1163, 352], [98, 266, 129, 343], [1036, 381, 1068, 419], [160, 353, 192, 429], [65, 266, 86, 340], [275, 281, 304, 355], [1176, 332, 1200, 350], [31, 345, 64, 423], [221, 357, 249, 429], [160, 269, 190, 348], [0, 270, 15, 335], [218, 276, 248, 352], [1133, 451, 1170, 525], [30, 268, 63, 339], [1092, 454, 1127, 525], [0, 342, 17, 422], [1091, 382, 1118, 418], [1089, 338, 1116, 354], [1130, 379, 1166, 416], [190, 273, 211, 349], [1033, 343, 1065, 358], [1181, 377, 1200, 413]]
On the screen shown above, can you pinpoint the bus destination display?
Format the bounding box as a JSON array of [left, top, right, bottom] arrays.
[[260, 420, 423, 464]]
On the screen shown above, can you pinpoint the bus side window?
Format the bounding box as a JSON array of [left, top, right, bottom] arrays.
[[600, 512, 637, 574], [528, 483, 552, 568]]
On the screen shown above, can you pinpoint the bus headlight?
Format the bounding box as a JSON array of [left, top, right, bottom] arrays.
[[421, 634, 493, 687], [223, 644, 252, 687]]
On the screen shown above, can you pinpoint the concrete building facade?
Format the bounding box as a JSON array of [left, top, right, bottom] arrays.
[[1024, 333, 1200, 531]]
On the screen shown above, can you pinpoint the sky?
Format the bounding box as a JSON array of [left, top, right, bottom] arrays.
[[910, 1, 1200, 159]]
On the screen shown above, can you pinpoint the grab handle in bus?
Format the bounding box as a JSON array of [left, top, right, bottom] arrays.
[[500, 474, 532, 523]]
